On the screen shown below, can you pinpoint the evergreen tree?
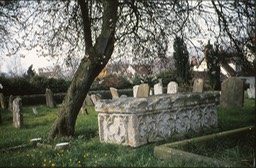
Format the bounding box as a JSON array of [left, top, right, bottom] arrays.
[[204, 41, 221, 90], [173, 36, 191, 84], [26, 64, 35, 78]]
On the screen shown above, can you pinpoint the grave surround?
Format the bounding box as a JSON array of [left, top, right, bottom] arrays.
[[95, 91, 220, 147]]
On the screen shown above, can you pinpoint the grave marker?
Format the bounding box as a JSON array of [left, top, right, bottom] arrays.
[[45, 88, 56, 107], [133, 85, 139, 98], [136, 83, 150, 98], [167, 81, 178, 94], [193, 78, 204, 93], [110, 87, 119, 99], [220, 77, 244, 107], [154, 83, 163, 95], [13, 97, 23, 128], [0, 93, 5, 109]]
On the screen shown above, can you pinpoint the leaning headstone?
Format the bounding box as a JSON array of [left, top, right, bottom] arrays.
[[220, 77, 244, 107], [45, 88, 56, 108], [12, 97, 23, 128], [167, 81, 178, 94], [110, 87, 119, 99], [32, 107, 39, 116], [154, 83, 163, 95], [8, 95, 14, 111], [133, 85, 139, 98], [85, 94, 94, 106], [0, 93, 5, 109], [80, 98, 89, 115], [193, 78, 204, 93], [247, 83, 255, 99], [136, 83, 150, 98], [91, 94, 102, 105]]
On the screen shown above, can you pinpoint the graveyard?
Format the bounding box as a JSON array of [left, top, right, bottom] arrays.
[[0, 78, 255, 167]]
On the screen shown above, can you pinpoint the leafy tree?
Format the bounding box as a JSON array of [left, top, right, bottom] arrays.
[[173, 36, 191, 84], [0, 0, 255, 138]]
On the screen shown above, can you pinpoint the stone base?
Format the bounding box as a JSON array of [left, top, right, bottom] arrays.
[[95, 92, 220, 147]]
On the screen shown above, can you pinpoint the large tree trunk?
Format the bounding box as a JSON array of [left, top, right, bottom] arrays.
[[48, 0, 118, 139]]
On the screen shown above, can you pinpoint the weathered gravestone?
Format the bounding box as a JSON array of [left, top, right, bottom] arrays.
[[13, 97, 23, 128], [8, 95, 14, 111], [91, 94, 102, 105], [154, 83, 163, 95], [45, 88, 56, 107], [136, 83, 150, 98], [167, 81, 178, 94], [0, 93, 5, 109], [133, 85, 139, 98], [247, 83, 255, 99], [193, 78, 204, 93], [32, 107, 39, 116], [220, 77, 244, 107], [110, 87, 119, 99], [85, 94, 94, 105], [80, 101, 88, 115]]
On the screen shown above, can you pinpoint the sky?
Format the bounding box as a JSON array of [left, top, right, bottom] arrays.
[[0, 49, 58, 75]]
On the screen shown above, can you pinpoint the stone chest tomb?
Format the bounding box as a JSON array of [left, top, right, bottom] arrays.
[[95, 91, 220, 147]]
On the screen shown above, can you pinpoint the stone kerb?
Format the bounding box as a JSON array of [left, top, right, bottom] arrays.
[[95, 91, 220, 147]]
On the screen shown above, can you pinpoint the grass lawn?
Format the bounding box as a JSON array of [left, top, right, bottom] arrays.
[[0, 97, 255, 167]]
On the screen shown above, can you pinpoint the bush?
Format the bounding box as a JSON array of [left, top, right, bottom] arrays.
[[156, 70, 177, 87], [0, 75, 71, 96]]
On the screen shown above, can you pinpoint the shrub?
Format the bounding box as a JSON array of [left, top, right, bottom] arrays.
[[91, 73, 132, 90]]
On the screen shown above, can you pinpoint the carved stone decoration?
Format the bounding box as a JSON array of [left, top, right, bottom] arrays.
[[96, 92, 220, 147]]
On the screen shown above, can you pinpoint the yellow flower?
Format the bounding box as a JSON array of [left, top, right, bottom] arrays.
[[51, 163, 55, 167]]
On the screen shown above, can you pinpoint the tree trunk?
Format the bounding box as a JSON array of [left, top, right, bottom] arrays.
[[48, 0, 118, 139]]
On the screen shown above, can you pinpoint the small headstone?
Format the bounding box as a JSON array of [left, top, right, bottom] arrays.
[[0, 93, 5, 109], [80, 98, 88, 115], [45, 88, 56, 108], [133, 85, 139, 98], [167, 81, 178, 94], [91, 94, 102, 105], [136, 83, 150, 98], [110, 87, 119, 99], [120, 95, 127, 98], [8, 95, 14, 111], [85, 94, 94, 106], [32, 107, 39, 116], [220, 77, 244, 107], [193, 78, 204, 93], [154, 83, 163, 95], [12, 97, 23, 128], [247, 83, 255, 99]]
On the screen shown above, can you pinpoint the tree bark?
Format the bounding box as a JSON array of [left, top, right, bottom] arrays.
[[48, 0, 118, 139]]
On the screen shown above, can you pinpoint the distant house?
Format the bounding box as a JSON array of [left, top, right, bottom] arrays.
[[191, 48, 242, 81]]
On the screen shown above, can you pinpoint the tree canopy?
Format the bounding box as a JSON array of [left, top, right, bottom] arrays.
[[1, 0, 255, 74]]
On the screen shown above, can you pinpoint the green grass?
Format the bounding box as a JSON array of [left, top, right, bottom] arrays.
[[0, 97, 255, 167]]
